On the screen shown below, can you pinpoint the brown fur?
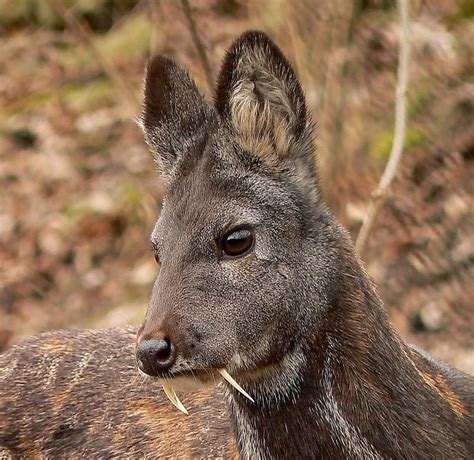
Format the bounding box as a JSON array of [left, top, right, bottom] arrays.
[[0, 327, 232, 458], [404, 347, 468, 418]]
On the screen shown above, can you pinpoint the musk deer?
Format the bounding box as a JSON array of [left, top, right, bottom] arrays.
[[1, 31, 473, 459]]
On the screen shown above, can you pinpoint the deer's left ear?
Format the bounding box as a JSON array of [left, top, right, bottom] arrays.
[[215, 31, 313, 164]]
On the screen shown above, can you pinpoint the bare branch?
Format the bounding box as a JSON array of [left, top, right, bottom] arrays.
[[355, 0, 411, 257], [180, 0, 214, 92], [48, 0, 139, 115]]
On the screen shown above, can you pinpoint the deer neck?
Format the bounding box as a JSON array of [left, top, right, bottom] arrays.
[[227, 258, 468, 459]]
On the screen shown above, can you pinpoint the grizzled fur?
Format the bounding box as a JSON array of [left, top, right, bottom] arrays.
[[0, 328, 234, 458], [1, 31, 473, 459]]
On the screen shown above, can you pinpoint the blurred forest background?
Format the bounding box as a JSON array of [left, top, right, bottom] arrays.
[[0, 0, 472, 373]]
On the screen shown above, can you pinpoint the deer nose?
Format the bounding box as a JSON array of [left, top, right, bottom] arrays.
[[136, 337, 176, 376]]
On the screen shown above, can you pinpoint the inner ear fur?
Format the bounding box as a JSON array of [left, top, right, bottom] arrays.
[[141, 55, 216, 182], [215, 31, 312, 162]]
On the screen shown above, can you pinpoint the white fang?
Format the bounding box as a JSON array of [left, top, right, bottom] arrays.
[[219, 369, 254, 403], [162, 384, 189, 415]]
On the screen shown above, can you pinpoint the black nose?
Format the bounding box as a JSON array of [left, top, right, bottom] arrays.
[[136, 337, 176, 376]]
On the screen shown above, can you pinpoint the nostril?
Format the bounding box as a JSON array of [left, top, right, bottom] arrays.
[[155, 337, 172, 362], [136, 337, 176, 376]]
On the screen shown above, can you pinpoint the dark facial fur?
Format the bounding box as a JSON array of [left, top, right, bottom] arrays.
[[139, 31, 335, 386]]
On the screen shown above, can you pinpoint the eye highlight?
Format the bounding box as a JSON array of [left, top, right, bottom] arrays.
[[220, 227, 254, 258]]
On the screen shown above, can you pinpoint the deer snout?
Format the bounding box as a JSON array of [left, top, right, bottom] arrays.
[[136, 336, 176, 377]]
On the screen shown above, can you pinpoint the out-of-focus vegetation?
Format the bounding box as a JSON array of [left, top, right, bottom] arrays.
[[0, 0, 472, 372]]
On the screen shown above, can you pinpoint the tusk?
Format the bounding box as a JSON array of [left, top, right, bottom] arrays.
[[218, 369, 254, 403], [162, 384, 189, 415]]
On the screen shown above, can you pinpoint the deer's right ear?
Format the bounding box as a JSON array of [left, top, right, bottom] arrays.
[[141, 56, 216, 182]]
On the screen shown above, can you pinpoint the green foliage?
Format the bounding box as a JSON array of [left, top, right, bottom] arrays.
[[1, 79, 114, 116], [408, 84, 434, 118], [62, 79, 115, 112], [98, 14, 151, 61], [254, 0, 286, 32], [59, 13, 151, 73], [359, 0, 394, 12], [0, 0, 31, 27], [450, 0, 474, 25], [121, 182, 150, 225], [2, 91, 53, 116], [370, 127, 427, 161], [0, 0, 139, 30]]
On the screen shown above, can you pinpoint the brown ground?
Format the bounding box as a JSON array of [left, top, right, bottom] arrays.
[[0, 0, 472, 373]]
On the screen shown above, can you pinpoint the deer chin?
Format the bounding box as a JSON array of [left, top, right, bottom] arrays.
[[139, 365, 257, 414], [157, 372, 215, 392], [137, 370, 216, 415]]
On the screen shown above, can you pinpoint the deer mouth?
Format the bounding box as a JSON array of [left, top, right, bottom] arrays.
[[139, 365, 254, 414]]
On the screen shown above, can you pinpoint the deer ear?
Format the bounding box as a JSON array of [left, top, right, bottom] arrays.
[[215, 31, 312, 164], [141, 56, 216, 182]]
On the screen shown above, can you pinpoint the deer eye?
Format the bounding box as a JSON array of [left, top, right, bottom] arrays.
[[221, 228, 254, 258]]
